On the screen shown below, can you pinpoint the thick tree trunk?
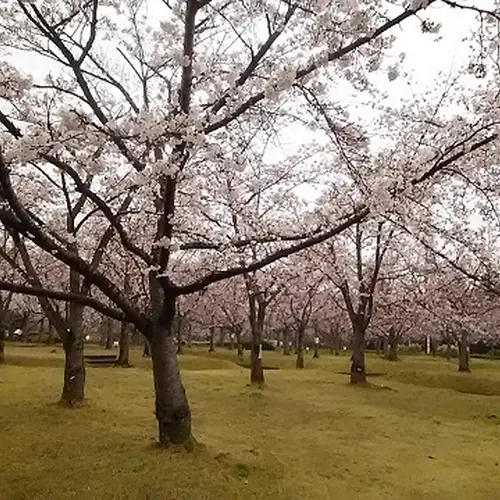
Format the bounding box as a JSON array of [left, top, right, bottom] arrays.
[[296, 349, 304, 368], [116, 321, 131, 367], [151, 333, 192, 446], [250, 342, 264, 383], [350, 322, 366, 384], [245, 285, 267, 384], [208, 326, 215, 352], [386, 327, 399, 361], [143, 338, 151, 357], [61, 303, 85, 407], [283, 326, 291, 356], [458, 331, 470, 372]]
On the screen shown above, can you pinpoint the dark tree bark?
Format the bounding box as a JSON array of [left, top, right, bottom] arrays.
[[143, 338, 151, 357], [335, 222, 390, 384], [350, 321, 366, 384], [116, 271, 131, 366], [283, 325, 291, 355], [296, 326, 305, 369], [60, 299, 85, 407], [332, 327, 341, 356], [235, 327, 243, 360], [458, 330, 470, 372], [313, 327, 320, 358], [430, 337, 437, 356], [116, 321, 131, 367], [293, 330, 299, 355], [186, 323, 192, 348], [105, 316, 113, 349], [20, 311, 30, 342], [208, 326, 215, 352], [386, 327, 399, 361], [150, 295, 192, 447], [249, 295, 266, 384], [38, 316, 45, 343], [47, 321, 56, 345]]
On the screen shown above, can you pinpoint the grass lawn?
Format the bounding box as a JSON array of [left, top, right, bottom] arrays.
[[1, 344, 500, 499]]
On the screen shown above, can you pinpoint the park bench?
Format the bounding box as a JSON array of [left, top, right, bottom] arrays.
[[84, 354, 117, 366]]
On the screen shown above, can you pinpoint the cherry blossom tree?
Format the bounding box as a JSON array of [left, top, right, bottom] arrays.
[[0, 0, 498, 447]]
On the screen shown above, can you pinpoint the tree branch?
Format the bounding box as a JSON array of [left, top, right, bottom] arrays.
[[174, 206, 370, 295], [0, 280, 128, 322]]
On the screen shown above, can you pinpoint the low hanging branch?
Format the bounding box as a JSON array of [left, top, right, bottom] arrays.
[[0, 152, 151, 333], [0, 280, 127, 322]]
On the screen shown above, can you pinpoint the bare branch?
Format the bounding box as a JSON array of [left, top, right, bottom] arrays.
[[0, 280, 127, 322]]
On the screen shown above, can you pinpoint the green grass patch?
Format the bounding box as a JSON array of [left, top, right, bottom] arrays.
[[1, 344, 500, 499]]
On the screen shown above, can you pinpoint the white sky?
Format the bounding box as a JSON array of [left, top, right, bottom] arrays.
[[1, 0, 493, 206]]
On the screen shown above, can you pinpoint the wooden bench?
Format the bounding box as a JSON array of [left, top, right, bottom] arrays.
[[84, 354, 117, 366]]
